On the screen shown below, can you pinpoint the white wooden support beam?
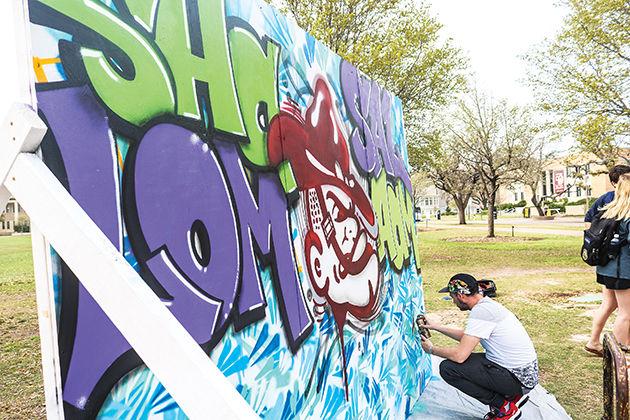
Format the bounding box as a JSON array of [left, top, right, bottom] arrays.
[[0, 104, 65, 419], [1, 105, 258, 419], [0, 103, 47, 211], [31, 224, 66, 419]]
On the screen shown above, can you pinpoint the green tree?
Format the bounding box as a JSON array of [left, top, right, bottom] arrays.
[[518, 143, 557, 216], [450, 91, 541, 237], [527, 0, 630, 166], [411, 130, 477, 225], [266, 0, 467, 134]]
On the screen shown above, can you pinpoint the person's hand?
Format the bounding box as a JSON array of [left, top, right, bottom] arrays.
[[421, 316, 441, 331], [420, 336, 434, 354]]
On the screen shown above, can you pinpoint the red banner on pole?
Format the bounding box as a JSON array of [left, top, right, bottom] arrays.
[[553, 170, 566, 194]]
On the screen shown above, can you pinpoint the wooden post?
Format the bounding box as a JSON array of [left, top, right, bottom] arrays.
[[603, 332, 629, 420]]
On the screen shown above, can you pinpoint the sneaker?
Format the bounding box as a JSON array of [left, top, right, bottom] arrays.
[[483, 407, 499, 419], [508, 393, 530, 409], [495, 399, 521, 419]]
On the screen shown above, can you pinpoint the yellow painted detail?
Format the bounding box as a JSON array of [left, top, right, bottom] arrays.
[[33, 56, 62, 83]]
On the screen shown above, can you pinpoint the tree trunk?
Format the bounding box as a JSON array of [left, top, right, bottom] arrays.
[[487, 190, 496, 238], [531, 196, 545, 216], [454, 199, 467, 225]]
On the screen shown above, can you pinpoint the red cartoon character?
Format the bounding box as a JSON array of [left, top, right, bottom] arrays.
[[268, 77, 381, 397]]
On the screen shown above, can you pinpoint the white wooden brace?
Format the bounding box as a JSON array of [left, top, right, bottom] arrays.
[[1, 104, 258, 419]]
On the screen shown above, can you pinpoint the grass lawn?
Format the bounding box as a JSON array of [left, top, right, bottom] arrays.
[[0, 229, 602, 419], [419, 227, 602, 420], [0, 235, 45, 418]]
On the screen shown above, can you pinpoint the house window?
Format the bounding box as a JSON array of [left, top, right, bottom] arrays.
[[567, 188, 571, 197], [520, 192, 525, 201], [514, 193, 518, 201], [576, 187, 582, 197]]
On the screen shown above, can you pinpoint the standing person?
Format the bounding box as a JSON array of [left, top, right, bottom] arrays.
[[585, 165, 630, 356], [584, 165, 630, 224], [590, 174, 630, 350], [420, 274, 538, 420]]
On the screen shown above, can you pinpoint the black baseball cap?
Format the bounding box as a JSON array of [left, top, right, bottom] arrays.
[[438, 273, 479, 295]]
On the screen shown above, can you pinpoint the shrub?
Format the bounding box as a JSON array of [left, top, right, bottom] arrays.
[[14, 217, 30, 233], [443, 206, 456, 216], [544, 200, 566, 213], [566, 199, 588, 206], [13, 223, 31, 233], [566, 198, 597, 207], [497, 203, 514, 211]]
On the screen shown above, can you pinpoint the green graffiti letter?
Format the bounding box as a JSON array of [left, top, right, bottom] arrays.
[[229, 27, 279, 167], [155, 0, 245, 135], [37, 0, 174, 126], [386, 181, 408, 270], [124, 0, 159, 32], [371, 172, 421, 271], [371, 171, 394, 265]]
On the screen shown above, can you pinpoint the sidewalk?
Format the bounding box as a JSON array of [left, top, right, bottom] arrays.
[[433, 224, 584, 237], [421, 216, 585, 237], [410, 356, 571, 420]]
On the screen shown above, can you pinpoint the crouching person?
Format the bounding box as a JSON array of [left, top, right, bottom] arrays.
[[420, 273, 538, 420]]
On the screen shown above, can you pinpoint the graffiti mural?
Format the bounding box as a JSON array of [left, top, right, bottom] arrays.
[[25, 0, 431, 417]]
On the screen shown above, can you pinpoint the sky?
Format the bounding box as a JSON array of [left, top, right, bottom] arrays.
[[0, 1, 569, 128], [427, 0, 568, 105]]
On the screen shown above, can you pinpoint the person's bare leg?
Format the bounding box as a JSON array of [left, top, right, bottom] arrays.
[[587, 287, 617, 351], [613, 289, 630, 347]]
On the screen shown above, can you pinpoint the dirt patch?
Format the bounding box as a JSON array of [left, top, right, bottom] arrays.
[[528, 290, 589, 306], [546, 291, 583, 299], [444, 236, 544, 243], [553, 303, 599, 310], [426, 308, 467, 328]]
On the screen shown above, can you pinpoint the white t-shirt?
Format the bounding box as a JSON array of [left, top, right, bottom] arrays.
[[465, 297, 538, 387]]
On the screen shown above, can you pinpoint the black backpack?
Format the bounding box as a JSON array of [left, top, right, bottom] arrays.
[[581, 211, 623, 266], [477, 279, 497, 297]]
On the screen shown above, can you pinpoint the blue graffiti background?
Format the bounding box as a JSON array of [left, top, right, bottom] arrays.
[[36, 0, 431, 417]]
